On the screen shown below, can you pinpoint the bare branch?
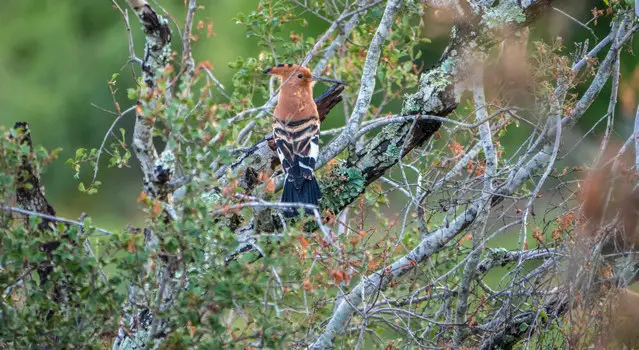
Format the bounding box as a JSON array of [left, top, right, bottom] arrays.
[[126, 0, 173, 200], [319, 0, 403, 166], [1, 206, 113, 237], [181, 0, 197, 76], [93, 105, 137, 183], [453, 71, 496, 345], [634, 103, 639, 170]]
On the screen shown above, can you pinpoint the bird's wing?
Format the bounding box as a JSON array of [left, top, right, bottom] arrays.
[[273, 116, 320, 188]]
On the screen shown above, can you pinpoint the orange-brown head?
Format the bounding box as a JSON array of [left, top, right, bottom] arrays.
[[264, 63, 344, 121]]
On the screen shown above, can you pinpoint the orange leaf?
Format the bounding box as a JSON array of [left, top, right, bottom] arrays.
[[197, 60, 213, 72], [368, 259, 380, 272], [136, 192, 148, 203], [326, 159, 336, 172], [187, 321, 196, 337], [303, 279, 312, 291], [448, 140, 464, 157], [331, 270, 343, 285], [532, 226, 543, 244], [222, 180, 238, 197], [127, 236, 136, 253], [152, 201, 162, 217], [298, 235, 309, 251], [197, 20, 204, 30], [323, 209, 336, 225]]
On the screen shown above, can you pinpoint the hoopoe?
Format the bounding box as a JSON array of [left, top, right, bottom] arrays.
[[263, 63, 344, 217]]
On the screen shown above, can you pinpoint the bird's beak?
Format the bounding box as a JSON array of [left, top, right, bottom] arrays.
[[263, 67, 273, 75], [312, 75, 346, 85]]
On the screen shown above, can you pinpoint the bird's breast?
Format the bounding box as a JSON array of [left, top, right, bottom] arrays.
[[275, 86, 318, 121]]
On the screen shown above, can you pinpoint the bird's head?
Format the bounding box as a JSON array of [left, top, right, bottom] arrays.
[[263, 63, 345, 89]]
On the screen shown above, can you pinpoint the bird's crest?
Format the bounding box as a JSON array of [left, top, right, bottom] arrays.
[[263, 63, 312, 81]]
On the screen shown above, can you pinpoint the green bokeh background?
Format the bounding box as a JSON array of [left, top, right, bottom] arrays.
[[0, 0, 631, 232], [0, 0, 267, 229]]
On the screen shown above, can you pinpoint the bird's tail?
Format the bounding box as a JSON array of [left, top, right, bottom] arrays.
[[281, 175, 321, 218]]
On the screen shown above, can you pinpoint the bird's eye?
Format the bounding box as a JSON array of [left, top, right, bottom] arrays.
[[298, 74, 303, 79]]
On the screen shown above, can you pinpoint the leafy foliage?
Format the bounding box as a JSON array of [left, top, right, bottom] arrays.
[[320, 166, 366, 212], [1, 0, 637, 348]]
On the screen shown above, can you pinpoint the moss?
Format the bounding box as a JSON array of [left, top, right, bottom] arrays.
[[384, 141, 402, 162], [356, 121, 410, 175], [402, 64, 454, 115], [483, 3, 526, 29], [357, 151, 377, 172], [402, 93, 422, 115], [320, 166, 366, 212], [486, 247, 510, 265], [158, 149, 176, 167], [440, 57, 456, 75], [426, 66, 453, 91], [200, 189, 223, 211]]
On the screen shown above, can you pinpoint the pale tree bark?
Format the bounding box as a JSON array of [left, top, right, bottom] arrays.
[[113, 1, 175, 348], [6, 0, 639, 348], [7, 0, 635, 348]]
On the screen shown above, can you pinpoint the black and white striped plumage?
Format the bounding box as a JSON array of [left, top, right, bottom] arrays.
[[274, 116, 320, 187], [273, 116, 322, 216]]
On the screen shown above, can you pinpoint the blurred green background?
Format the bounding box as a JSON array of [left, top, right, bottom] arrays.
[[0, 0, 632, 231], [0, 0, 265, 229]]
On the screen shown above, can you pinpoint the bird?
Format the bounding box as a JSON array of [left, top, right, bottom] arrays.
[[263, 63, 344, 217]]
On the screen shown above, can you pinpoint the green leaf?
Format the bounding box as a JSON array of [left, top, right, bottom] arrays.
[[540, 309, 548, 321], [75, 148, 86, 160], [127, 88, 138, 100]]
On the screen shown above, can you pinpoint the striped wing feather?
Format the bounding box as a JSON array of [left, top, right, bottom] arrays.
[[273, 116, 320, 190]]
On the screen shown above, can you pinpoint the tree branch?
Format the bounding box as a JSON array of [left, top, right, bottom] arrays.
[[310, 1, 554, 347], [318, 0, 404, 166], [114, 1, 175, 348], [453, 70, 496, 346], [128, 0, 173, 200]]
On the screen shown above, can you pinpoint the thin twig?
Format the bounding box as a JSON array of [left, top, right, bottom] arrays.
[[2, 206, 114, 236], [552, 6, 598, 41], [318, 0, 404, 167], [633, 102, 639, 170], [92, 105, 136, 183]]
